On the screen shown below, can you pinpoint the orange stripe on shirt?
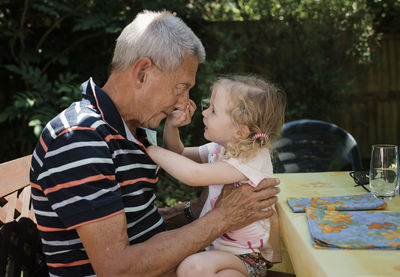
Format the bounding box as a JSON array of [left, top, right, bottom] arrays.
[[47, 259, 90, 268], [40, 135, 48, 152], [58, 126, 95, 137], [43, 174, 115, 195], [104, 134, 125, 142], [30, 182, 42, 191], [37, 210, 124, 232], [36, 224, 69, 232], [120, 177, 158, 187]]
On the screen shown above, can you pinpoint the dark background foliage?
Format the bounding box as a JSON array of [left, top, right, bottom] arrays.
[[1, 0, 399, 206]]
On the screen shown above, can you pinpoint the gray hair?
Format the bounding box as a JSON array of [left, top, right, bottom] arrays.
[[111, 10, 205, 72]]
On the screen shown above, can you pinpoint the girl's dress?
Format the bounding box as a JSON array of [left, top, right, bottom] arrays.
[[198, 142, 281, 263]]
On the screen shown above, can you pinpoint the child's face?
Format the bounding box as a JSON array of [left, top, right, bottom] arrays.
[[201, 87, 239, 147]]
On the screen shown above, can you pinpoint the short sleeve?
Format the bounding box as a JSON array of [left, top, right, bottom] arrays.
[[225, 148, 273, 187], [198, 142, 219, 163], [39, 129, 123, 229]]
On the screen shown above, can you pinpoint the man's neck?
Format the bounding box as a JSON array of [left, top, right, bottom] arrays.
[[102, 71, 135, 127]]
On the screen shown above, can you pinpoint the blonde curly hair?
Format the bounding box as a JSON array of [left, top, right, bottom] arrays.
[[213, 75, 286, 161]]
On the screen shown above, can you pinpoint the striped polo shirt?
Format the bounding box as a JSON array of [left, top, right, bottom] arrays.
[[30, 78, 165, 276]]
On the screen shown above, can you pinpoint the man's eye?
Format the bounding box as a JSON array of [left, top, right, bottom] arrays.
[[176, 84, 189, 90]]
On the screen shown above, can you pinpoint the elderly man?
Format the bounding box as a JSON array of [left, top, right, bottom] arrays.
[[30, 10, 280, 276]]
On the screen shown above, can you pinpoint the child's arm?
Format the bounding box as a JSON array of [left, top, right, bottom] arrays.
[[163, 100, 202, 162], [147, 145, 246, 187]]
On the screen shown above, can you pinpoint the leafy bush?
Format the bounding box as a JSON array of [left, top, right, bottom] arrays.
[[1, 0, 397, 206]]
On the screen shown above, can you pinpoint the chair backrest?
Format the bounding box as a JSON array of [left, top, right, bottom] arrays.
[[272, 119, 363, 173], [0, 155, 35, 224], [0, 155, 48, 277]]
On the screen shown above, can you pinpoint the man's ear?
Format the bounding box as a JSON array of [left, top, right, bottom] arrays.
[[236, 125, 250, 140], [131, 57, 153, 88]]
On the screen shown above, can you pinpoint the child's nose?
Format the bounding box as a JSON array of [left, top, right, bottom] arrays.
[[202, 109, 207, 117]]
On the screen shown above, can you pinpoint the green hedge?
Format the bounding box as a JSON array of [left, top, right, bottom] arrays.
[[1, 0, 398, 206]]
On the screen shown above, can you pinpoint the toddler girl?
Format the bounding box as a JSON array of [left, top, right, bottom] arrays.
[[147, 75, 286, 277]]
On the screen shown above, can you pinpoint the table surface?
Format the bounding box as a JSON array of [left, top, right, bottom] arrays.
[[275, 171, 400, 277]]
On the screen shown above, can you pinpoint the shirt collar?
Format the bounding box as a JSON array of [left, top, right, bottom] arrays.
[[81, 78, 127, 137], [81, 78, 158, 146]]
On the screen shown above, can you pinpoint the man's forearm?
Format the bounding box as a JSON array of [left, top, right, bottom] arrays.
[[136, 207, 229, 276], [82, 179, 279, 277], [78, 206, 227, 277], [141, 178, 280, 276]]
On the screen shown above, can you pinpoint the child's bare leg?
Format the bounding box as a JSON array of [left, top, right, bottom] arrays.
[[176, 250, 248, 277]]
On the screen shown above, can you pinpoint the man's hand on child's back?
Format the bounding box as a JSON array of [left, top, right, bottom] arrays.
[[213, 178, 280, 232]]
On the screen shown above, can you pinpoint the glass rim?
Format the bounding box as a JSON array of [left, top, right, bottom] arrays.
[[371, 144, 398, 148]]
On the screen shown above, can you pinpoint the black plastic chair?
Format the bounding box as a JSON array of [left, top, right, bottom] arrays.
[[272, 119, 363, 173]]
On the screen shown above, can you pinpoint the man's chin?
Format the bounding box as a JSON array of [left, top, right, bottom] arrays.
[[148, 119, 164, 129]]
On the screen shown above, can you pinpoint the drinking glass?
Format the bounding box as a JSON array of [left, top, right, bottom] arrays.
[[369, 145, 399, 199]]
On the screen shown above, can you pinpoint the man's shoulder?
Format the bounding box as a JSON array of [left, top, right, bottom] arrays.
[[46, 101, 104, 135], [35, 101, 108, 157]]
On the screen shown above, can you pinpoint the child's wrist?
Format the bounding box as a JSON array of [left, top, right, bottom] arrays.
[[164, 121, 179, 129]]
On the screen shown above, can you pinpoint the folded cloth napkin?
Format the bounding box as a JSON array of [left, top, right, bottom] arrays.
[[306, 206, 400, 249], [287, 193, 387, 213]]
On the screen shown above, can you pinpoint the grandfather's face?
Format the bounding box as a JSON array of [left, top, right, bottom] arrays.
[[138, 54, 198, 128]]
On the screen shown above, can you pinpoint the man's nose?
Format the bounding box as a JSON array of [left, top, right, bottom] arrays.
[[175, 93, 189, 110]]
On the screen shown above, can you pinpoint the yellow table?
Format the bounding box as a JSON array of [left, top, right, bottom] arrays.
[[275, 171, 400, 277]]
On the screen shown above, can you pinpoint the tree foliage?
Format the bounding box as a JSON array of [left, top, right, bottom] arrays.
[[0, 0, 398, 206]]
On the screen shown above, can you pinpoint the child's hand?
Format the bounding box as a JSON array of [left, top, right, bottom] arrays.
[[165, 99, 196, 128]]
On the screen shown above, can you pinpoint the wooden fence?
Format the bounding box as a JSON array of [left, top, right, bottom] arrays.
[[334, 34, 400, 164]]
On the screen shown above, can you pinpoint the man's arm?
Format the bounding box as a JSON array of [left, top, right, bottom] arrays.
[[77, 178, 280, 277]]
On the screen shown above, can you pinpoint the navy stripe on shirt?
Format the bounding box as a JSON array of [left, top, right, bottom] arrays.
[[30, 78, 165, 276]]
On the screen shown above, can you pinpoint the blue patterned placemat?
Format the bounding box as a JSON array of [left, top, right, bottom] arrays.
[[306, 207, 400, 249], [287, 193, 387, 213]]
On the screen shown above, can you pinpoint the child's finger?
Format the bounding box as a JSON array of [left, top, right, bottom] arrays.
[[182, 104, 189, 120], [190, 104, 196, 116], [188, 99, 197, 111], [180, 109, 187, 121], [170, 110, 184, 123], [187, 100, 196, 117]]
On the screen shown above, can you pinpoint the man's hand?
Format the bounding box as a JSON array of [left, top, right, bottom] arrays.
[[213, 178, 280, 232], [165, 99, 196, 128]]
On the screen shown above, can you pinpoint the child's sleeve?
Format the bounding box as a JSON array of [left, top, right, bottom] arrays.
[[198, 142, 217, 163], [225, 149, 273, 187]]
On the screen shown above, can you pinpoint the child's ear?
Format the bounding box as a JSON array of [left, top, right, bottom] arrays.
[[236, 125, 250, 140]]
